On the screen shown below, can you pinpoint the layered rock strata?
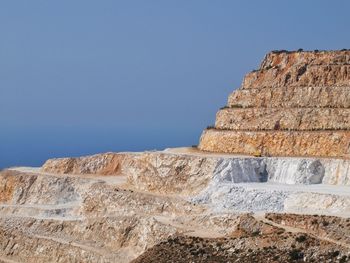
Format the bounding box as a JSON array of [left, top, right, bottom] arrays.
[[40, 149, 350, 217], [1, 149, 350, 262], [199, 50, 350, 158], [41, 149, 350, 188]]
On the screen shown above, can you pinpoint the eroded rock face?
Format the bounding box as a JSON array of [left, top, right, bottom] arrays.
[[199, 50, 350, 158]]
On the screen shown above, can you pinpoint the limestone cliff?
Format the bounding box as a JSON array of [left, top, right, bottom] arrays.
[[198, 50, 350, 158]]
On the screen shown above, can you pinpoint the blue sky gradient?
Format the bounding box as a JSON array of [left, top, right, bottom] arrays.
[[1, 1, 350, 168]]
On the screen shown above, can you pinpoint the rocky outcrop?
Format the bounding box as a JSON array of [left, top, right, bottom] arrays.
[[41, 152, 137, 175], [242, 51, 350, 88], [199, 50, 350, 158]]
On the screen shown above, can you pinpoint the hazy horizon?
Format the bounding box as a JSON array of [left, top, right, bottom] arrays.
[[1, 1, 350, 169]]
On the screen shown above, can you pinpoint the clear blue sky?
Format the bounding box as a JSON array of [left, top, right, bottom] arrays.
[[1, 1, 349, 168]]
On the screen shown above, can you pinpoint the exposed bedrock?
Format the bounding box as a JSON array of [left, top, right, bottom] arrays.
[[215, 108, 350, 131], [213, 158, 267, 183], [191, 179, 350, 215], [5, 150, 350, 216], [41, 150, 350, 190], [0, 215, 179, 263], [228, 86, 350, 108], [43, 151, 217, 195], [244, 64, 350, 89], [0, 170, 205, 263], [2, 149, 350, 262], [201, 50, 350, 157], [265, 159, 325, 184], [191, 182, 289, 213], [199, 129, 350, 158], [242, 50, 350, 89], [0, 170, 84, 206], [284, 192, 350, 216], [41, 152, 138, 175]]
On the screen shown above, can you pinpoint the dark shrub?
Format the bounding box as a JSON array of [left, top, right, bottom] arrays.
[[295, 235, 307, 242], [289, 249, 304, 260]]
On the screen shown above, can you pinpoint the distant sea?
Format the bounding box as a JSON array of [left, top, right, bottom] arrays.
[[0, 128, 199, 169]]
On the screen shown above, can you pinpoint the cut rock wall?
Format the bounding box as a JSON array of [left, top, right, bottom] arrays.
[[41, 150, 350, 188], [215, 108, 350, 131], [199, 50, 350, 157], [200, 129, 350, 158], [228, 86, 350, 108]]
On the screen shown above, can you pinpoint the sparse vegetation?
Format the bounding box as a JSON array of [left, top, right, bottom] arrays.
[[322, 221, 329, 226], [230, 104, 244, 108], [252, 230, 260, 236], [289, 249, 304, 260]]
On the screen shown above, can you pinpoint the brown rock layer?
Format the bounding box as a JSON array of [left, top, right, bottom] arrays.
[[0, 171, 16, 203], [243, 51, 350, 89], [228, 86, 350, 108], [199, 129, 350, 158], [41, 152, 135, 175], [216, 108, 350, 131]]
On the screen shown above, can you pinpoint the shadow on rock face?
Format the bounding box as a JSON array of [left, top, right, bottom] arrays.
[[297, 160, 325, 184], [307, 160, 325, 184], [214, 159, 268, 183]]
